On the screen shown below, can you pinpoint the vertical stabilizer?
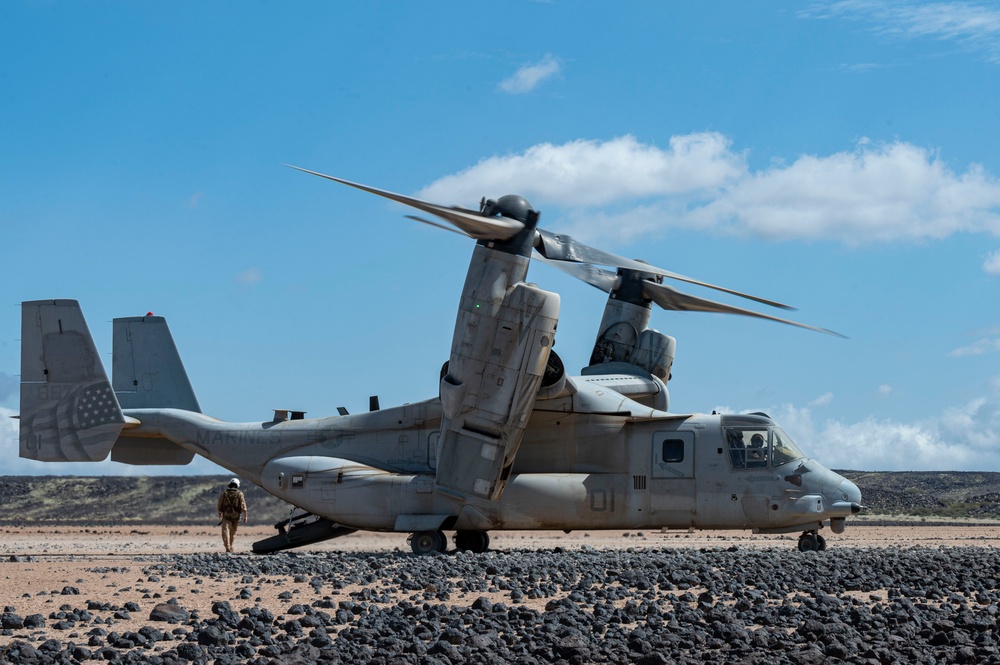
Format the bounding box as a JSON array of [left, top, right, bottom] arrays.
[[112, 315, 201, 412], [20, 300, 125, 462]]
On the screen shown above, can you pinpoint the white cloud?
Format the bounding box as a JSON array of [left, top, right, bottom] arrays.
[[692, 140, 1000, 243], [498, 54, 562, 94], [759, 379, 1000, 471], [0, 371, 16, 403], [807, 1, 1000, 64], [809, 392, 834, 407], [878, 384, 893, 395], [949, 337, 1000, 356], [1, 407, 15, 444], [984, 249, 1000, 274], [237, 267, 263, 285], [417, 133, 745, 208], [417, 134, 1000, 246]]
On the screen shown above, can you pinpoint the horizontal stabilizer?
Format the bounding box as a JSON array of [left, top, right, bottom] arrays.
[[20, 300, 125, 462]]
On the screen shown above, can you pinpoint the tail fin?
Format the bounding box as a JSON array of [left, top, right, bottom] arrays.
[[112, 315, 201, 412], [20, 299, 125, 462], [109, 314, 198, 465]]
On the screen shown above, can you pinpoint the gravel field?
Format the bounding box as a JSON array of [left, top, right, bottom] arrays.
[[3, 524, 1000, 663]]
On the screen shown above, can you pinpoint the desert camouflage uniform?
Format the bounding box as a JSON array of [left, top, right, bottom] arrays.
[[217, 487, 247, 552]]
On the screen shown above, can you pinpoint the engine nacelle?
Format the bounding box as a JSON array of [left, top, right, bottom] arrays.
[[583, 266, 680, 385], [587, 314, 675, 385], [634, 329, 675, 382]]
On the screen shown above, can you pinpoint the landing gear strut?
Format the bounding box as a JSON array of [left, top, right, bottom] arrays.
[[409, 530, 447, 555], [797, 530, 827, 552]]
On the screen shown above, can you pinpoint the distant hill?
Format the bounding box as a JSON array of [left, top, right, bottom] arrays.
[[842, 470, 1000, 519], [1, 472, 999, 526], [0, 476, 296, 526]]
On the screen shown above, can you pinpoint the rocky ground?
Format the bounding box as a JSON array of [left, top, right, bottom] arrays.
[[3, 525, 1000, 663]]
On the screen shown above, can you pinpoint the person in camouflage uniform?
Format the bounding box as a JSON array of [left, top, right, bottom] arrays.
[[217, 478, 248, 552]]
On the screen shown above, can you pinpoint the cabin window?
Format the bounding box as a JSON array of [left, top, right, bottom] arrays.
[[661, 439, 685, 463], [652, 431, 695, 479]]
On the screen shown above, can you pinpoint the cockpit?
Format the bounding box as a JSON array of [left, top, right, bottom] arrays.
[[725, 424, 806, 470]]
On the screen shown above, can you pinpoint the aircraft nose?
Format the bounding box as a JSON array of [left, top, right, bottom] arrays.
[[838, 477, 862, 505], [806, 466, 864, 516], [826, 475, 864, 516]]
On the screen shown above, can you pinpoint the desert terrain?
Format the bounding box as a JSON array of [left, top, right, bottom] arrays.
[[4, 472, 1000, 662], [3, 521, 1000, 663]]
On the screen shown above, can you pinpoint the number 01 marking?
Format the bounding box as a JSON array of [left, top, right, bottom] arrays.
[[589, 488, 615, 512]]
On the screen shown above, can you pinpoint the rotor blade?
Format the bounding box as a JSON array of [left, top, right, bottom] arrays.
[[540, 258, 840, 336], [286, 165, 524, 240], [406, 215, 473, 238], [536, 256, 619, 292], [642, 281, 845, 337], [534, 229, 794, 311]]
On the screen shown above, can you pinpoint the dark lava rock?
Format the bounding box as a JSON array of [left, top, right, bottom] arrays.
[[212, 600, 240, 628], [174, 642, 203, 660], [0, 613, 23, 630], [16, 543, 1000, 664], [29, 614, 55, 632], [149, 603, 190, 622], [196, 624, 229, 646]]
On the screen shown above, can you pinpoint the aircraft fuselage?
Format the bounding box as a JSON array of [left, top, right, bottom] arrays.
[[123, 391, 861, 537]]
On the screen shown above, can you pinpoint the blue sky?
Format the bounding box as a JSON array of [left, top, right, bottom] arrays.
[[1, 1, 999, 474]]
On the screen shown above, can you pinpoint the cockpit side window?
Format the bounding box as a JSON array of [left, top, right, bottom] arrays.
[[726, 427, 769, 470], [726, 428, 746, 469]]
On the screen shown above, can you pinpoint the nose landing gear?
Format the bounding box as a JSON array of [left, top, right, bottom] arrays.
[[797, 530, 827, 552]]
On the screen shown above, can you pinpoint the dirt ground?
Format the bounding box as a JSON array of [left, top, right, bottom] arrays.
[[2, 520, 999, 650]]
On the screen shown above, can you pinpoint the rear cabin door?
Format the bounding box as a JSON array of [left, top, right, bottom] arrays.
[[649, 430, 696, 525]]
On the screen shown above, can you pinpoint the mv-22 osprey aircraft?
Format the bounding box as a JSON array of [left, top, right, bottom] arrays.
[[18, 167, 863, 554]]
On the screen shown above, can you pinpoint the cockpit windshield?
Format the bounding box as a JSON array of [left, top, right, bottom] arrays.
[[770, 427, 806, 467], [725, 426, 807, 470]]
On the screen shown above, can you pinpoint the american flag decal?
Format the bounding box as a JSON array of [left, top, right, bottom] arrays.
[[74, 383, 125, 429], [22, 379, 125, 462]]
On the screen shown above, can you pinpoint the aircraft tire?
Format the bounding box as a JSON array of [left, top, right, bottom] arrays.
[[455, 530, 490, 553], [816, 535, 827, 551], [797, 533, 818, 552], [410, 530, 445, 555]]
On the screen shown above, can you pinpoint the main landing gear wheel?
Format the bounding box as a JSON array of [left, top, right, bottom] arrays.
[[797, 531, 827, 552], [455, 530, 490, 553], [409, 530, 447, 555]]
